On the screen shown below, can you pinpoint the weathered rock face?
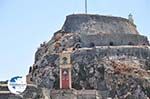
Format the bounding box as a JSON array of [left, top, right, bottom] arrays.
[[27, 14, 150, 99], [72, 48, 150, 98]]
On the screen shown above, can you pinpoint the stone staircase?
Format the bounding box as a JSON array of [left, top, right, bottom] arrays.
[[50, 89, 102, 99]]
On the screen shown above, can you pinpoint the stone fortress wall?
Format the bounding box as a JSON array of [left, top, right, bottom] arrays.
[[73, 46, 150, 60], [80, 33, 149, 47], [62, 14, 139, 35], [58, 14, 149, 47], [50, 31, 149, 53]]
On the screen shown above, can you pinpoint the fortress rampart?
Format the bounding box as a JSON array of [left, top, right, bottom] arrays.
[[62, 14, 139, 35]]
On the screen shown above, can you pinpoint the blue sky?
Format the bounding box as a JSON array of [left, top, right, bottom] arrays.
[[0, 0, 150, 81]]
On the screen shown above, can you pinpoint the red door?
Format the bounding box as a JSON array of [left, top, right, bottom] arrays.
[[62, 69, 69, 89]]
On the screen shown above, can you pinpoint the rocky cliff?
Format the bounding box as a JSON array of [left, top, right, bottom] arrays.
[[26, 14, 150, 99]]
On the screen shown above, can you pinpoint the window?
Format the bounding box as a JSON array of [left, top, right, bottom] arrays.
[[75, 43, 81, 48], [62, 57, 68, 64], [89, 42, 95, 47], [128, 42, 134, 45], [109, 42, 114, 46], [30, 78, 33, 81], [29, 66, 32, 73]]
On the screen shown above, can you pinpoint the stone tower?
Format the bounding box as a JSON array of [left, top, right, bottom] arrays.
[[59, 48, 72, 89]]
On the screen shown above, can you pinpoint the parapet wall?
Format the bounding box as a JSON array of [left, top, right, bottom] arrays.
[[62, 14, 139, 35]]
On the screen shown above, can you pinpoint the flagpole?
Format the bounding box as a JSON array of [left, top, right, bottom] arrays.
[[85, 0, 87, 14]]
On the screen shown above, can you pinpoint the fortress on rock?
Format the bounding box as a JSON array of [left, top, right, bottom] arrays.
[[1, 14, 150, 99]]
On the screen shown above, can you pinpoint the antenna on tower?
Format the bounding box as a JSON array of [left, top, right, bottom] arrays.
[[85, 0, 87, 14]]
